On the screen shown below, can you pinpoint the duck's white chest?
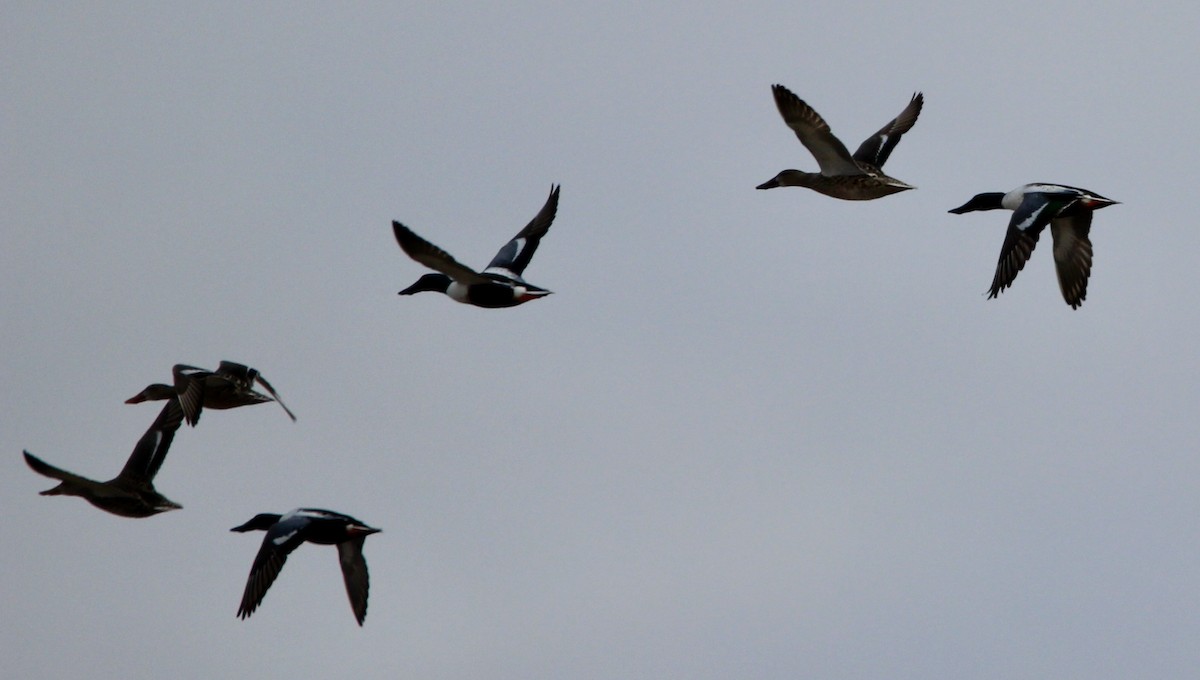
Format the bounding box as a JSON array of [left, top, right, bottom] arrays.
[[1001, 187, 1028, 211], [446, 282, 471, 303]]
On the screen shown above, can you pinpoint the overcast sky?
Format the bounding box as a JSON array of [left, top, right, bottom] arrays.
[[5, 2, 1200, 678]]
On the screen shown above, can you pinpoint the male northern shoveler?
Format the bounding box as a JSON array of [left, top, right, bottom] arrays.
[[949, 183, 1119, 308], [757, 84, 923, 200], [231, 508, 381, 626], [126, 361, 296, 426], [393, 184, 559, 308], [22, 397, 185, 517]]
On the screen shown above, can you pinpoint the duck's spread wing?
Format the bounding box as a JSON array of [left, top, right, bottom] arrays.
[[252, 373, 297, 422], [1050, 212, 1094, 309], [483, 185, 560, 280], [392, 222, 491, 285], [770, 84, 864, 176], [172, 364, 211, 426], [120, 397, 185, 483], [23, 450, 102, 489], [988, 193, 1056, 299], [237, 517, 309, 619], [852, 92, 923, 169], [337, 538, 372, 625]]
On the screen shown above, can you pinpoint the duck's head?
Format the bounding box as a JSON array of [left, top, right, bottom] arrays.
[[756, 169, 807, 190], [948, 192, 1006, 214], [231, 513, 283, 532], [124, 383, 176, 404], [399, 273, 452, 296]]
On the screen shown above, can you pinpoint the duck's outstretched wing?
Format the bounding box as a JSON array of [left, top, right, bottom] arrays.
[[483, 185, 560, 281], [988, 193, 1056, 299], [853, 92, 923, 169], [770, 84, 864, 176], [172, 364, 213, 426], [218, 362, 296, 422], [337, 538, 372, 625], [393, 222, 491, 285], [237, 516, 310, 620], [23, 450, 103, 492], [1050, 212, 1094, 309], [253, 373, 297, 422], [118, 397, 185, 484]]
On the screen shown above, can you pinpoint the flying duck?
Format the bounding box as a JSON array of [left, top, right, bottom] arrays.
[[22, 397, 185, 517], [231, 508, 381, 625], [393, 184, 560, 308], [757, 84, 923, 200], [949, 184, 1119, 308], [126, 361, 296, 426]]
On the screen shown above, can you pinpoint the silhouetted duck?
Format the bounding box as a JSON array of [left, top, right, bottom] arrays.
[[757, 84, 922, 200], [23, 398, 185, 517], [126, 361, 295, 426], [393, 184, 560, 308], [231, 508, 381, 625], [949, 184, 1119, 308]]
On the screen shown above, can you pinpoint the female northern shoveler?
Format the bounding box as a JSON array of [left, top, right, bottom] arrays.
[[757, 84, 923, 200], [22, 397, 185, 517], [126, 361, 296, 426]]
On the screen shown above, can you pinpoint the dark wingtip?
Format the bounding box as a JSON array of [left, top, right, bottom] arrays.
[[391, 221, 412, 247], [22, 450, 48, 471]]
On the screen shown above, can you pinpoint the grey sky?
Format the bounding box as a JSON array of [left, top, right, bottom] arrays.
[[4, 2, 1199, 678]]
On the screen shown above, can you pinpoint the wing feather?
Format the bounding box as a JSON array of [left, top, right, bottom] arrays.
[[483, 185, 560, 279], [338, 538, 372, 625], [392, 222, 490, 285], [1050, 212, 1094, 309], [852, 92, 923, 169], [770, 84, 865, 176]]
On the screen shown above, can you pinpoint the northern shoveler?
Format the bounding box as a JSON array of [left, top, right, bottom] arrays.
[[231, 508, 381, 626], [949, 183, 1119, 308], [757, 84, 922, 200], [393, 185, 560, 308]]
